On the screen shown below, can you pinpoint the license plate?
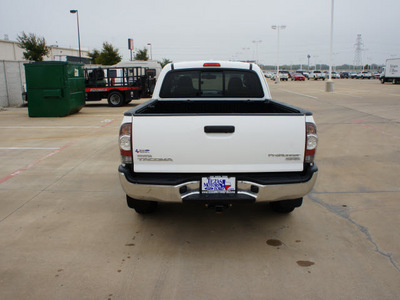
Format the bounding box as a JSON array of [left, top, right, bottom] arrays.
[[201, 176, 236, 194]]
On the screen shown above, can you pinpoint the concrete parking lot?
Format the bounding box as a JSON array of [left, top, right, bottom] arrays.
[[0, 79, 399, 299]]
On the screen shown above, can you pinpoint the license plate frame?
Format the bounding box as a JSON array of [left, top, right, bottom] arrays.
[[201, 176, 236, 194]]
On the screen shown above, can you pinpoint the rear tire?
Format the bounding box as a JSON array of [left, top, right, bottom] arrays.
[[270, 198, 303, 214], [127, 196, 158, 214], [108, 91, 125, 107]]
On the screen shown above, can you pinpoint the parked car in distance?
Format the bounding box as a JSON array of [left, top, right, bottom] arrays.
[[331, 71, 340, 79], [264, 71, 274, 78], [310, 70, 326, 80], [291, 73, 306, 81], [350, 72, 358, 79], [271, 70, 290, 81], [361, 71, 372, 79], [372, 72, 382, 79], [295, 70, 310, 79], [340, 72, 350, 79], [324, 71, 340, 79], [280, 70, 291, 80]]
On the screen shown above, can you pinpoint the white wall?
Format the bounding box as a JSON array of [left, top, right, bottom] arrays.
[[0, 60, 25, 107]]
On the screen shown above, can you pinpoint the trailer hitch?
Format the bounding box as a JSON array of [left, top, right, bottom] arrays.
[[205, 203, 232, 213]]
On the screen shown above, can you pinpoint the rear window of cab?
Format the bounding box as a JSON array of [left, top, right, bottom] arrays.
[[159, 69, 264, 98]]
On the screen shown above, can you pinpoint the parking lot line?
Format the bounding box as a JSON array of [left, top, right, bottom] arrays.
[[0, 119, 118, 185], [0, 126, 100, 129], [0, 147, 61, 150], [0, 142, 74, 185], [280, 89, 318, 99], [331, 91, 362, 98]]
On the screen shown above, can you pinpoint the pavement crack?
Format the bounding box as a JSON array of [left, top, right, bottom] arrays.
[[0, 191, 42, 224], [309, 192, 400, 273]]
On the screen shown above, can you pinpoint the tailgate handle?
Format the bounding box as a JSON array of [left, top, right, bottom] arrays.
[[204, 126, 235, 133]]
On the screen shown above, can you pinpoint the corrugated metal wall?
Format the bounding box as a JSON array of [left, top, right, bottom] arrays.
[[0, 60, 25, 107]]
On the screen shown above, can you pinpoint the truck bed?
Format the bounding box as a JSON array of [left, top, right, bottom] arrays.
[[123, 99, 311, 173], [126, 99, 311, 116]]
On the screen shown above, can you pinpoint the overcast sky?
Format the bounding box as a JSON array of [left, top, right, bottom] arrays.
[[1, 0, 400, 66]]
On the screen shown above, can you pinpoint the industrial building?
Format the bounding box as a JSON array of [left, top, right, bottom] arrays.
[[0, 39, 89, 62]]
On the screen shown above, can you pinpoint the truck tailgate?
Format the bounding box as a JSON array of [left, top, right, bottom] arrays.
[[132, 115, 306, 173]]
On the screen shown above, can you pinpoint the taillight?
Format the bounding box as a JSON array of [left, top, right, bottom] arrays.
[[305, 122, 318, 164], [203, 62, 221, 67], [119, 123, 132, 164]]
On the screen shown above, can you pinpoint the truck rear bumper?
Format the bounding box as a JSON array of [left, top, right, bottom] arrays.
[[118, 165, 318, 203]]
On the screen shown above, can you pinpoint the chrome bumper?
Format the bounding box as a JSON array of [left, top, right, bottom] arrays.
[[119, 169, 318, 203]]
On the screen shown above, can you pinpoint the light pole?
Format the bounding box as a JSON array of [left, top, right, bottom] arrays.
[[147, 43, 152, 60], [326, 0, 335, 92], [70, 10, 81, 63], [242, 47, 250, 61], [314, 55, 319, 70], [252, 40, 262, 64], [271, 25, 286, 83]]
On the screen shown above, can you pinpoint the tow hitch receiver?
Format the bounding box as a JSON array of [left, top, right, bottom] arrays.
[[205, 203, 232, 213]]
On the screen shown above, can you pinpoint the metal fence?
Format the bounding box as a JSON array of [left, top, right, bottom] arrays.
[[0, 60, 25, 107]]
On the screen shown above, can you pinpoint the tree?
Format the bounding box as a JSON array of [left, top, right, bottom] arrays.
[[134, 48, 149, 61], [17, 32, 49, 61], [159, 58, 172, 68], [95, 42, 122, 65], [88, 49, 100, 64]]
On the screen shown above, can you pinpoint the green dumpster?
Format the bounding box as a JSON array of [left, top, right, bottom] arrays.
[[24, 62, 85, 117]]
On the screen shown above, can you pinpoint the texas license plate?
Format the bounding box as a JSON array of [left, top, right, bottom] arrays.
[[201, 176, 236, 194]]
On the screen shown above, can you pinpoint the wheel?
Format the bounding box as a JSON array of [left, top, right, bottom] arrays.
[[107, 91, 125, 107], [127, 196, 158, 214], [270, 198, 303, 214]]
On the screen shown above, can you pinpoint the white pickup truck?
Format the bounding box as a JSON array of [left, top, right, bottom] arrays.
[[118, 61, 318, 214], [309, 70, 326, 80]]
